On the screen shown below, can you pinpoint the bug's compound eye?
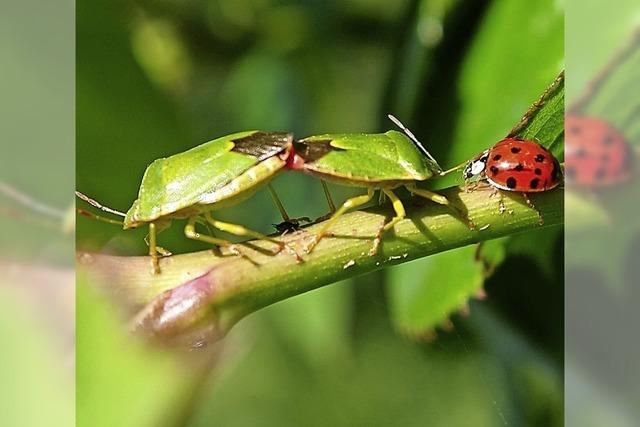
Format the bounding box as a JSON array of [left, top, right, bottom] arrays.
[[463, 162, 475, 179]]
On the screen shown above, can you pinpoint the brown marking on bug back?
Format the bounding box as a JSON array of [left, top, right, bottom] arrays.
[[293, 139, 345, 163], [231, 132, 293, 161]]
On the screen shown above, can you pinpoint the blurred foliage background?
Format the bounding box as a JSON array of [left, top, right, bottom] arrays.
[[77, 0, 563, 426], [1, 2, 74, 427], [564, 0, 640, 425]]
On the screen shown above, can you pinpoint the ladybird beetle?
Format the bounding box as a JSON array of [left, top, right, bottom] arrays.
[[464, 137, 563, 192], [565, 114, 633, 187]]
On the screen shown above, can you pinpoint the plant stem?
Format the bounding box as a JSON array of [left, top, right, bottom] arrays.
[[78, 183, 563, 343]]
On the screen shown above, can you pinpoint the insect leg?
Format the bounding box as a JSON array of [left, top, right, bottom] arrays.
[[406, 184, 475, 229], [148, 222, 160, 274], [306, 187, 375, 254], [493, 188, 508, 214], [204, 214, 282, 245], [267, 184, 290, 221], [378, 191, 387, 205], [321, 180, 336, 213], [313, 181, 338, 223], [203, 212, 301, 261], [268, 184, 311, 234], [370, 188, 406, 255], [522, 193, 544, 225], [76, 208, 123, 226], [381, 189, 406, 231], [184, 216, 236, 250]]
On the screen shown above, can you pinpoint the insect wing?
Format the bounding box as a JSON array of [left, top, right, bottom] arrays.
[[133, 131, 288, 220], [485, 138, 562, 192], [299, 131, 434, 182]]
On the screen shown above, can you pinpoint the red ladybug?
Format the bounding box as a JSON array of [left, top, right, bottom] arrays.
[[463, 137, 563, 192], [565, 114, 633, 187]]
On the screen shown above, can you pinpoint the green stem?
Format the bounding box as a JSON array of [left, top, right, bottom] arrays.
[[78, 183, 563, 343]]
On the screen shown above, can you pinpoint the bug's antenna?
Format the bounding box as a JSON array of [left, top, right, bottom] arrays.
[[0, 181, 66, 219], [75, 191, 126, 217], [439, 160, 469, 176], [387, 114, 440, 166]]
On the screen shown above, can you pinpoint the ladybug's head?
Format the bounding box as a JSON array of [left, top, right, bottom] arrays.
[[463, 150, 489, 180]]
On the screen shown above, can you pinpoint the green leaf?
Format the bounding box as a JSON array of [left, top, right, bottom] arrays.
[[505, 225, 562, 279], [566, 170, 640, 289], [386, 0, 563, 337], [445, 0, 563, 167], [387, 246, 485, 336], [510, 72, 565, 160], [575, 32, 640, 137]]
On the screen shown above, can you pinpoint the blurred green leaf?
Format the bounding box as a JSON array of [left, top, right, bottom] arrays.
[[565, 27, 640, 289], [0, 283, 73, 427], [477, 236, 509, 268], [385, 0, 460, 119], [77, 274, 206, 427], [447, 0, 563, 166], [506, 225, 562, 279], [577, 32, 640, 139], [189, 313, 513, 427], [387, 245, 485, 336], [565, 173, 640, 289]]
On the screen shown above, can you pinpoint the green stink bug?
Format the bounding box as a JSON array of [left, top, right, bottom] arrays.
[[78, 130, 299, 273], [288, 115, 471, 253]]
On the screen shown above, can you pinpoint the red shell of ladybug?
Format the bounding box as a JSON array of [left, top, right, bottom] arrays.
[[464, 137, 563, 192], [565, 114, 633, 187]]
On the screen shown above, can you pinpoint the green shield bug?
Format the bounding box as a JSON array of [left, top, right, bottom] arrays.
[[288, 115, 472, 253], [78, 130, 300, 274]]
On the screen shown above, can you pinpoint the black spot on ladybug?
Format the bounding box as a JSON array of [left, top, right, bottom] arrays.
[[515, 164, 524, 171], [575, 148, 587, 158], [489, 166, 499, 175], [530, 178, 540, 189], [492, 154, 502, 161], [566, 167, 576, 179], [511, 147, 521, 154], [570, 126, 581, 134], [534, 168, 542, 175], [595, 168, 607, 181], [506, 177, 517, 189], [552, 163, 562, 180], [603, 135, 614, 145], [535, 154, 545, 162], [601, 153, 610, 162]]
